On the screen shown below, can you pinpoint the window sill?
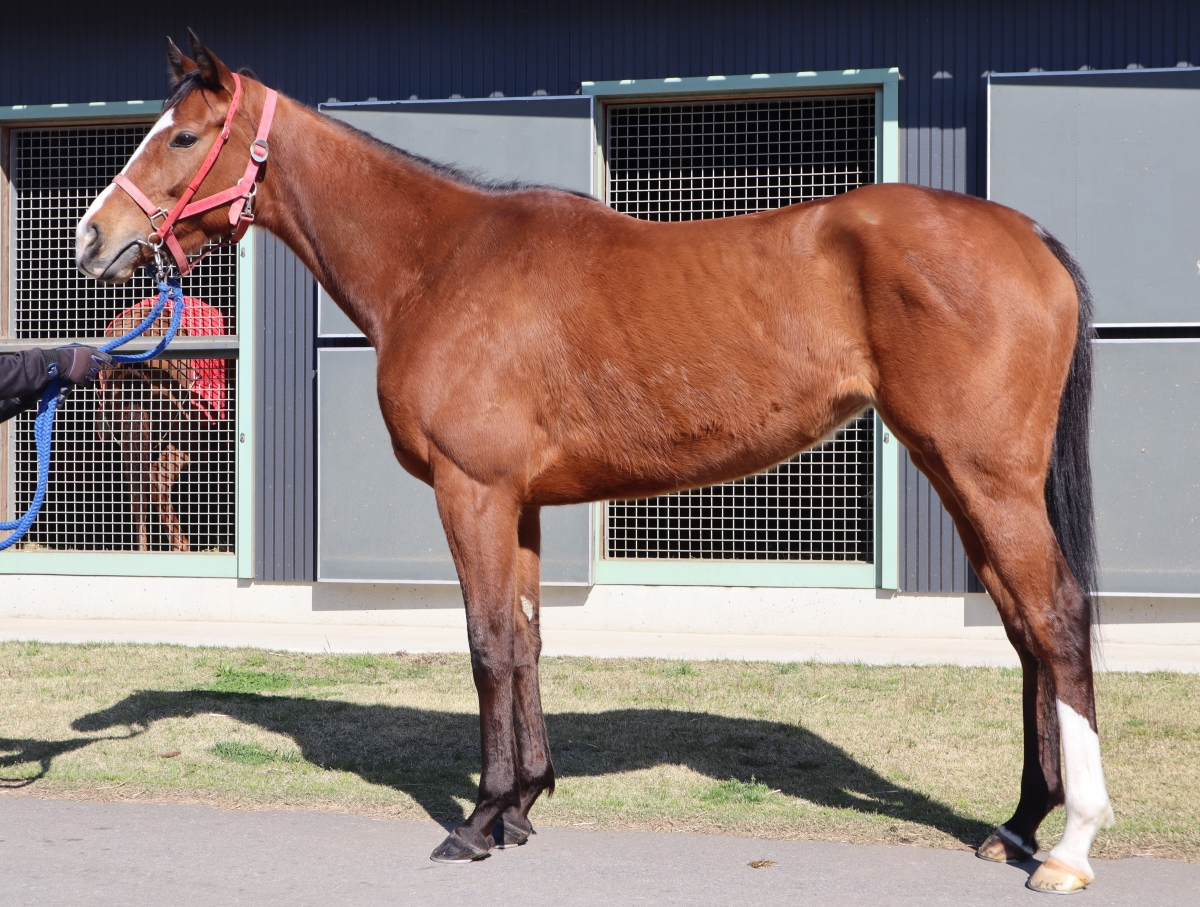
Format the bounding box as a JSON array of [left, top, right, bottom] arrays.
[[593, 559, 876, 588], [0, 552, 237, 578]]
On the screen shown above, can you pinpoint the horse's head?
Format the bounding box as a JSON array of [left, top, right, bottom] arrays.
[[76, 31, 266, 282]]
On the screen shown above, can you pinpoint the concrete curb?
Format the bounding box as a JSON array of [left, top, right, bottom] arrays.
[[3, 617, 1199, 671]]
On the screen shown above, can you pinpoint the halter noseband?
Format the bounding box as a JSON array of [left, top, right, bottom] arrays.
[[112, 72, 278, 276]]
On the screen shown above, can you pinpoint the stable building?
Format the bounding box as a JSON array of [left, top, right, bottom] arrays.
[[0, 2, 1197, 662]]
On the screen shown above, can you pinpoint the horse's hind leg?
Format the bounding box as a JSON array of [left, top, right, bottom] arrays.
[[986, 647, 1065, 863], [916, 449, 1112, 892], [911, 456, 1064, 865], [980, 498, 1110, 892], [499, 505, 555, 847]]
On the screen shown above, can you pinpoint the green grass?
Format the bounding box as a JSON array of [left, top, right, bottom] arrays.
[[209, 740, 302, 766], [702, 778, 772, 805], [0, 642, 1197, 861], [206, 668, 299, 694]]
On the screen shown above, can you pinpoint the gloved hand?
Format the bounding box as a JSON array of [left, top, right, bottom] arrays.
[[50, 345, 114, 385]]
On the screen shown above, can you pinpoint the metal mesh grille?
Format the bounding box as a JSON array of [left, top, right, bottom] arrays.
[[12, 126, 238, 337], [7, 124, 238, 552], [11, 369, 237, 552], [607, 94, 876, 218], [604, 93, 876, 562], [606, 414, 874, 561]]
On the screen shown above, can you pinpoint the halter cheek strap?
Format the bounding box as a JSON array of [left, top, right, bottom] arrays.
[[112, 73, 278, 276]]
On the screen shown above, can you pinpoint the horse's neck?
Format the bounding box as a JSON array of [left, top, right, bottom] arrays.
[[253, 95, 473, 345]]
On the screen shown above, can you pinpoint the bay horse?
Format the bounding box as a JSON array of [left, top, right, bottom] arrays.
[[75, 34, 1111, 893]]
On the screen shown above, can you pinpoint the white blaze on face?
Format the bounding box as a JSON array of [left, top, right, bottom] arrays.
[[1048, 699, 1115, 880], [75, 182, 116, 247], [120, 106, 177, 176], [520, 595, 535, 622], [76, 107, 176, 245]]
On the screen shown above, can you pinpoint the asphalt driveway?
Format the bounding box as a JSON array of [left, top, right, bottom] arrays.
[[1, 796, 1196, 906]]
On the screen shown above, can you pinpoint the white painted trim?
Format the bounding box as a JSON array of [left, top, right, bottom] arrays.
[[1094, 322, 1200, 328], [990, 64, 1200, 80], [1094, 338, 1200, 345], [1096, 590, 1200, 598]]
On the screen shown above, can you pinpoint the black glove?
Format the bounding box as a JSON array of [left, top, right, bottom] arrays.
[[50, 345, 114, 385]]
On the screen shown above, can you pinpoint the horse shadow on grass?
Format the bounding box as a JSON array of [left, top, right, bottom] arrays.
[[0, 731, 135, 789], [2, 689, 993, 847]]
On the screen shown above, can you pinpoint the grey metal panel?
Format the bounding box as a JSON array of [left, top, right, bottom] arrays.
[[317, 348, 455, 582], [317, 96, 595, 338], [254, 232, 316, 583], [317, 348, 590, 584], [1092, 341, 1200, 594], [989, 69, 1200, 325]]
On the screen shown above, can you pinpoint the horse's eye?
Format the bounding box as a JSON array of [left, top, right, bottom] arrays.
[[170, 132, 199, 148]]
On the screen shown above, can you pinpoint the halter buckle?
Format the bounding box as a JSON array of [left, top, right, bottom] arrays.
[[250, 138, 269, 164]]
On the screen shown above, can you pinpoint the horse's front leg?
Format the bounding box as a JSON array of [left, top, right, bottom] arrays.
[[499, 504, 555, 847], [429, 457, 522, 863], [116, 403, 152, 551], [151, 443, 190, 552]]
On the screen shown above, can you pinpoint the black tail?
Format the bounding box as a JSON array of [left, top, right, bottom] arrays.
[[1035, 225, 1099, 622]]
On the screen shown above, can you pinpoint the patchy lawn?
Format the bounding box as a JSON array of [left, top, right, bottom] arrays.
[[1, 642, 1197, 860]]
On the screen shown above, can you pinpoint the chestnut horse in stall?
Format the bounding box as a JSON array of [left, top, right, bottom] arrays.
[[76, 34, 1111, 893], [98, 295, 229, 551]]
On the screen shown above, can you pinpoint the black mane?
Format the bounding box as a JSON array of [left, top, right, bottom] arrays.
[[324, 113, 597, 201], [162, 67, 262, 112], [162, 71, 596, 201], [162, 70, 205, 111]]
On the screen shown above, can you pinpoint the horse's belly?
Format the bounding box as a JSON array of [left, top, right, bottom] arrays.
[[530, 395, 861, 506]]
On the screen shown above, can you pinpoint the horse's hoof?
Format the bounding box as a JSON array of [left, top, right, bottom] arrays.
[[497, 817, 533, 848], [1026, 857, 1093, 894], [976, 827, 1036, 864], [430, 831, 490, 863]]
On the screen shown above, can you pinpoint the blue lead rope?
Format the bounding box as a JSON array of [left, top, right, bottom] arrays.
[[0, 275, 186, 551]]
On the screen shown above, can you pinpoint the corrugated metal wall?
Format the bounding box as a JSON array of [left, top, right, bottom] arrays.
[[255, 233, 316, 581], [5, 1, 1198, 585], [901, 462, 985, 593]]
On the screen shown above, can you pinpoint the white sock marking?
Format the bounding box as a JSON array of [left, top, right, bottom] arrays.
[[1048, 699, 1114, 880]]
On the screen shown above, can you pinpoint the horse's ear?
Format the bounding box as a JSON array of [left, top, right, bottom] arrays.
[[166, 37, 197, 86], [187, 28, 234, 93]]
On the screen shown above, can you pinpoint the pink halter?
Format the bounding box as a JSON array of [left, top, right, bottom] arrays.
[[112, 73, 278, 275]]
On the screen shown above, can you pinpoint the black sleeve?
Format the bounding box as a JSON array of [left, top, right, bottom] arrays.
[[0, 393, 43, 424], [0, 350, 52, 424]]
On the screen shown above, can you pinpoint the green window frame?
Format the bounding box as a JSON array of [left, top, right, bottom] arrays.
[[0, 101, 256, 579], [583, 69, 899, 589]]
